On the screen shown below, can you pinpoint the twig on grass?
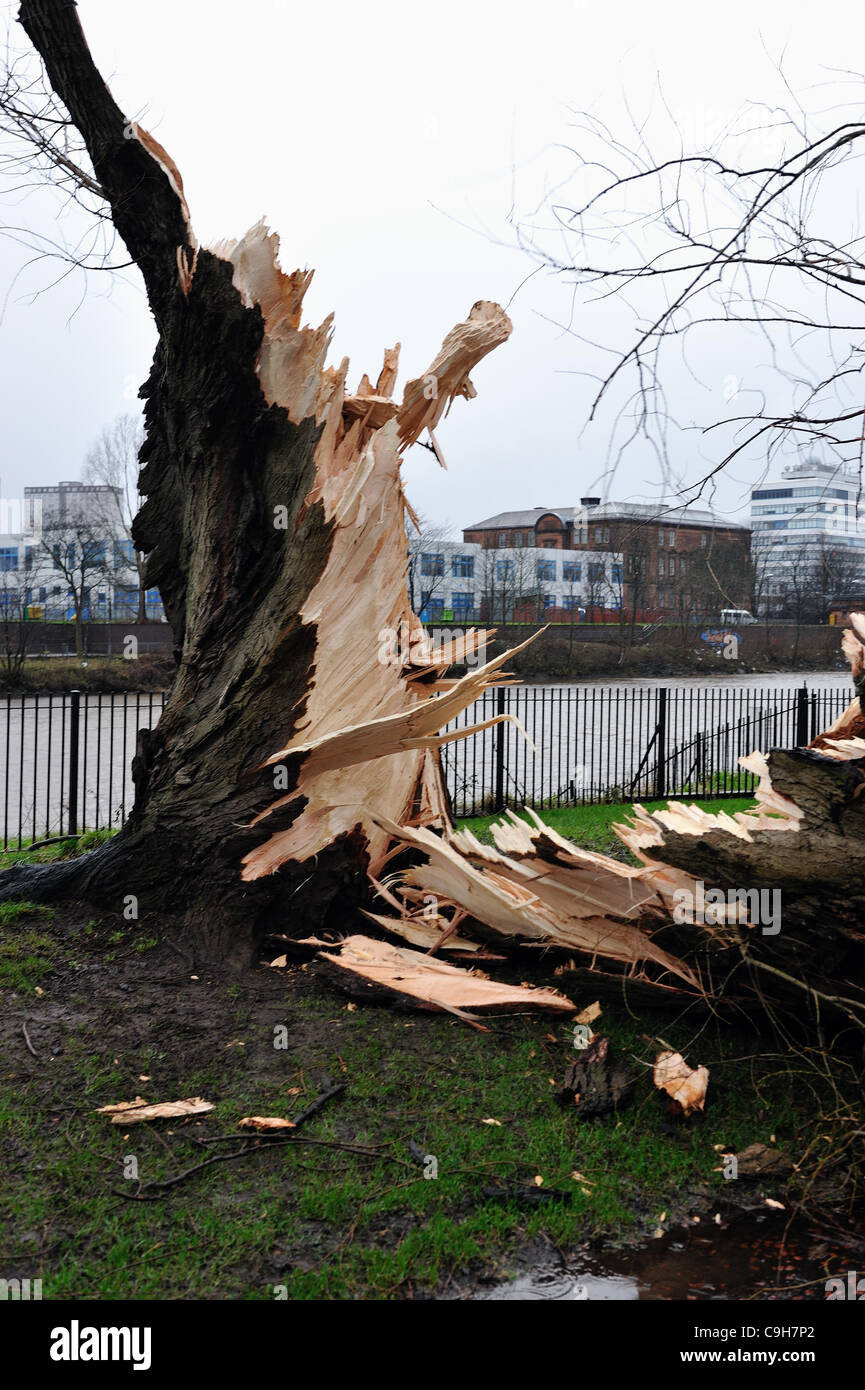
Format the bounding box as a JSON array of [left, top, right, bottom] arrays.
[[111, 1082, 347, 1200]]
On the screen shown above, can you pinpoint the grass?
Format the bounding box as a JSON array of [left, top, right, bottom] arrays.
[[0, 903, 57, 992], [0, 976, 821, 1300], [0, 794, 860, 1299], [0, 826, 117, 871], [459, 796, 757, 857]]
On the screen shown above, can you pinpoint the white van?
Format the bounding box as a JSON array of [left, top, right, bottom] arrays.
[[719, 608, 758, 625]]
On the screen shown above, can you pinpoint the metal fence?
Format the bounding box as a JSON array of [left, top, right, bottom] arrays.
[[2, 691, 168, 850], [440, 683, 855, 817], [0, 683, 855, 848]]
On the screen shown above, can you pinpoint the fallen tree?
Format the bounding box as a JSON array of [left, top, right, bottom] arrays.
[[367, 620, 865, 1037]]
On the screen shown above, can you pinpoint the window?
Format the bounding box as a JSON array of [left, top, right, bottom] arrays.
[[114, 538, 136, 568], [115, 586, 138, 610], [588, 561, 605, 581], [24, 546, 34, 571], [543, 594, 557, 609], [562, 595, 582, 610], [611, 562, 622, 585], [451, 592, 475, 613], [603, 528, 611, 543], [0, 547, 18, 572], [496, 558, 513, 580], [562, 561, 582, 582], [658, 556, 665, 576], [426, 598, 444, 616], [420, 552, 444, 577], [82, 540, 106, 567], [536, 557, 556, 581], [451, 553, 474, 578], [669, 555, 676, 577], [658, 528, 665, 545], [668, 530, 676, 548], [700, 535, 707, 548], [594, 527, 603, 543], [497, 532, 507, 547], [38, 587, 46, 602], [680, 554, 687, 575]]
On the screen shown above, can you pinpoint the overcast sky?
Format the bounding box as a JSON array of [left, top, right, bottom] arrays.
[[3, 0, 865, 535]]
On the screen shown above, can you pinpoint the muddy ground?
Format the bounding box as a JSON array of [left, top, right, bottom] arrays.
[[1, 904, 862, 1300]]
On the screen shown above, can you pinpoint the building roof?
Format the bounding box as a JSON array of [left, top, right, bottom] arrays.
[[464, 507, 581, 530], [465, 502, 748, 532]]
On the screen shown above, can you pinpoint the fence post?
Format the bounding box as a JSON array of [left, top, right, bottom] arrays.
[[655, 688, 667, 799], [67, 689, 80, 836], [494, 686, 506, 811], [795, 685, 808, 747]]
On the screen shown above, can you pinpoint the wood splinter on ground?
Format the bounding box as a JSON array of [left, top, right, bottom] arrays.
[[653, 1051, 709, 1117], [95, 1097, 215, 1125], [312, 934, 575, 1017]]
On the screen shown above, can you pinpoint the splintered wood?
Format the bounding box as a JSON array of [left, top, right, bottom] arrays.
[[366, 810, 699, 991], [220, 223, 516, 884], [95, 1097, 215, 1125], [346, 617, 865, 1025], [653, 1051, 709, 1117], [227, 217, 865, 1026], [314, 935, 575, 1016]]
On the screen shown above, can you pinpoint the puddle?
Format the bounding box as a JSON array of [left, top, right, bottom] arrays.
[[467, 1213, 857, 1300]]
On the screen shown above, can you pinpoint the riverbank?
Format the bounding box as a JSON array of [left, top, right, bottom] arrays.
[[0, 654, 174, 694], [483, 628, 850, 682], [1, 805, 861, 1299], [1, 620, 855, 692]]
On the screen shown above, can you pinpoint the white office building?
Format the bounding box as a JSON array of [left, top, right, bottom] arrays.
[[407, 538, 621, 620], [0, 481, 164, 621], [750, 458, 865, 611]]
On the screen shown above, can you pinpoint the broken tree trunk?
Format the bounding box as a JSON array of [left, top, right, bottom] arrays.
[[6, 2, 865, 1028], [0, 0, 515, 961]]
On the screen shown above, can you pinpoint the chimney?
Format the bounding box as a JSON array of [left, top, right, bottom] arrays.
[[581, 497, 600, 508]]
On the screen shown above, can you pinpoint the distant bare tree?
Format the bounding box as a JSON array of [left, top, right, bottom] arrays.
[[82, 414, 147, 620], [31, 511, 119, 656], [406, 517, 453, 617], [515, 84, 865, 505], [0, 571, 31, 681]]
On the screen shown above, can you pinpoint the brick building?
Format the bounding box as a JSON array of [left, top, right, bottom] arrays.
[[462, 499, 751, 617]]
